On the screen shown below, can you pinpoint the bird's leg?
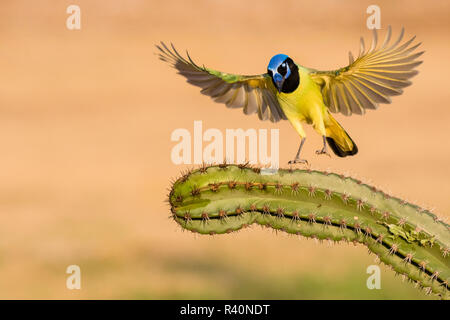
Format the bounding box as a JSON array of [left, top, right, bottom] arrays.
[[288, 138, 308, 165], [316, 136, 331, 157]]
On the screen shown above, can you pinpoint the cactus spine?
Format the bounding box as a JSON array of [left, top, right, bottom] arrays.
[[169, 164, 450, 299]]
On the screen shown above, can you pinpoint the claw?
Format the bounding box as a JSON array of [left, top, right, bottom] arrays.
[[315, 137, 331, 157], [288, 158, 309, 166], [315, 149, 331, 157]]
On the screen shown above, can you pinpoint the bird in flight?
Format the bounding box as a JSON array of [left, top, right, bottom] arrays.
[[157, 26, 423, 164]]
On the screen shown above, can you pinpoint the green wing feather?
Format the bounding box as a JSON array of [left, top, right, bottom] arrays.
[[310, 26, 424, 116], [156, 42, 287, 122]]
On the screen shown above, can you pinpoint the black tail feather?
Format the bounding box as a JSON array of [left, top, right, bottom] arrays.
[[326, 134, 358, 158]]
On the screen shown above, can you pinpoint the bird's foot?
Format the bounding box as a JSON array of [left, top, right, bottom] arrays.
[[315, 148, 331, 157], [288, 158, 309, 166]]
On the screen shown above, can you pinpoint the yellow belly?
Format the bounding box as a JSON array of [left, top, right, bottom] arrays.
[[277, 88, 323, 124], [276, 67, 328, 136]]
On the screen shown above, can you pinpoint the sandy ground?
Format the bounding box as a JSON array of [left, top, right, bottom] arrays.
[[0, 0, 448, 299]]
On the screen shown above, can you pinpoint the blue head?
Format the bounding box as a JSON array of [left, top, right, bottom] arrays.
[[267, 54, 299, 93]]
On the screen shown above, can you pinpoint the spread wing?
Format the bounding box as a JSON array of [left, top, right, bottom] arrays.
[[156, 42, 287, 122], [310, 26, 424, 116]]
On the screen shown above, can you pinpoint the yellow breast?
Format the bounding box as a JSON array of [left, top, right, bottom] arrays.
[[277, 66, 326, 124]]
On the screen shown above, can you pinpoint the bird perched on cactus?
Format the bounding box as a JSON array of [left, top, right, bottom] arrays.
[[157, 26, 423, 164]]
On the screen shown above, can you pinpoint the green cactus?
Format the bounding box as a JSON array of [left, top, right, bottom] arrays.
[[168, 164, 450, 299]]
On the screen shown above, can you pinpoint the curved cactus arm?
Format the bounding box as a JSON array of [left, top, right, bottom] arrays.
[[169, 164, 450, 299]]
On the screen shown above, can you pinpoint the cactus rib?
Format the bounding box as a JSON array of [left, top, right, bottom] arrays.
[[168, 164, 450, 299]]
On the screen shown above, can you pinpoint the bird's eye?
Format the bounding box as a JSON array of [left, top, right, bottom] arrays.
[[278, 64, 287, 76], [281, 63, 286, 67]]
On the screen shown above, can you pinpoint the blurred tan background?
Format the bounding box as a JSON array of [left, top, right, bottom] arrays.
[[0, 0, 449, 299]]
